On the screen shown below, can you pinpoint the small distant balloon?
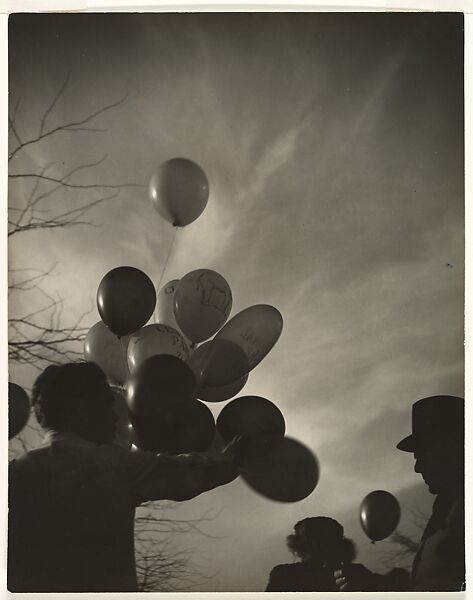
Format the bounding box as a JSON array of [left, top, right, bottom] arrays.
[[238, 435, 319, 503], [84, 321, 130, 385], [126, 354, 197, 416], [217, 396, 285, 443], [149, 158, 209, 227], [174, 269, 232, 343], [9, 382, 30, 440], [97, 266, 156, 337], [360, 490, 401, 542], [127, 324, 190, 373]]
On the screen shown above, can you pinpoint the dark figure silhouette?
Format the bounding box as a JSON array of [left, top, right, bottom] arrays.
[[266, 517, 377, 591], [8, 362, 239, 593], [335, 395, 465, 592]]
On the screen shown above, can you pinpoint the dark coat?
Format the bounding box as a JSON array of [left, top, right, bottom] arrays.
[[266, 561, 375, 592], [411, 492, 465, 591]]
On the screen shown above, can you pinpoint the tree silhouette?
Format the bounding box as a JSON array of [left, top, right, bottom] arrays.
[[8, 71, 140, 369], [379, 504, 428, 571]]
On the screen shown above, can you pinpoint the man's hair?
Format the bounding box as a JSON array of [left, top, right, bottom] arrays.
[[31, 362, 107, 431]]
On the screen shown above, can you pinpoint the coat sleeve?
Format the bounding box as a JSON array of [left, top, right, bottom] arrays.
[[127, 449, 239, 504]]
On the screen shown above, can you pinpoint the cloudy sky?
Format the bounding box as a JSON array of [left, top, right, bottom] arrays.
[[8, 12, 464, 592]]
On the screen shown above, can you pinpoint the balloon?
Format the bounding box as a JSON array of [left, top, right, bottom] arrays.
[[84, 321, 130, 385], [174, 269, 232, 343], [112, 389, 133, 449], [188, 341, 212, 386], [97, 266, 156, 337], [360, 490, 401, 542], [190, 339, 249, 389], [217, 396, 285, 443], [9, 383, 30, 440], [202, 305, 283, 387], [156, 280, 180, 325], [126, 354, 197, 416], [131, 400, 215, 454], [149, 158, 209, 227], [238, 435, 319, 502], [127, 324, 190, 373], [198, 373, 248, 403]]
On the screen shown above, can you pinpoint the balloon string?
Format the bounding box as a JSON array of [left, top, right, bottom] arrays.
[[158, 226, 178, 291], [154, 226, 179, 323]]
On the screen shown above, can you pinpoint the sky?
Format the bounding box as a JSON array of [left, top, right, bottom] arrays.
[[7, 12, 464, 592]]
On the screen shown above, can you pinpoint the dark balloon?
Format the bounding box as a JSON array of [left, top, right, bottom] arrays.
[[126, 354, 198, 417], [97, 266, 156, 337], [217, 396, 285, 443], [131, 400, 215, 454], [149, 158, 209, 227], [195, 339, 250, 389], [238, 435, 319, 503], [360, 490, 401, 542], [202, 305, 283, 387], [198, 373, 248, 403], [9, 382, 30, 440]]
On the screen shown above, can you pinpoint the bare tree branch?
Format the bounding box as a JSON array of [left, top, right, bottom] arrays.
[[8, 74, 214, 592], [9, 92, 129, 162], [39, 71, 71, 136]]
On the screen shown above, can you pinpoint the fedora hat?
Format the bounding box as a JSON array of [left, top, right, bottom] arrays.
[[397, 395, 464, 453]]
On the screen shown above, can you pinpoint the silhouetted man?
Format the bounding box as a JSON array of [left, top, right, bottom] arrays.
[[335, 395, 465, 591], [8, 362, 239, 592]]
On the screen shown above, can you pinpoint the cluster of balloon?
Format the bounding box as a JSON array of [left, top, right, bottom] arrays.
[[80, 157, 319, 501], [360, 490, 401, 543], [9, 382, 30, 440]]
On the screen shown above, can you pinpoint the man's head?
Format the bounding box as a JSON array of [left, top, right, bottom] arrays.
[[397, 395, 464, 495], [32, 362, 118, 445]]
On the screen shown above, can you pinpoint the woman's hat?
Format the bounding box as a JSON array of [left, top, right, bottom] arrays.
[[396, 395, 464, 453]]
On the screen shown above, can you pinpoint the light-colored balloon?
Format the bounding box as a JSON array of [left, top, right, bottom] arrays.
[[127, 323, 190, 373], [174, 269, 232, 343], [84, 321, 130, 385], [149, 158, 209, 227], [156, 279, 192, 345], [156, 279, 180, 328], [202, 304, 283, 388]]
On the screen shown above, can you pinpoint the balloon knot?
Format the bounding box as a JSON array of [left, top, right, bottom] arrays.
[[371, 540, 376, 545]]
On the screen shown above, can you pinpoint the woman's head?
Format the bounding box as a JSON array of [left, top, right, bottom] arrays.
[[32, 361, 118, 444], [286, 517, 356, 566]]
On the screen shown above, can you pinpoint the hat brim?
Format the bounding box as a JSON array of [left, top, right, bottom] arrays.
[[397, 434, 414, 452]]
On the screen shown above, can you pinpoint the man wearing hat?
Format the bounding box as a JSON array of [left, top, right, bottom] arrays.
[[336, 395, 465, 591]]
